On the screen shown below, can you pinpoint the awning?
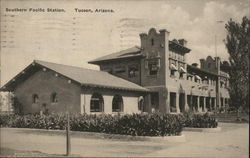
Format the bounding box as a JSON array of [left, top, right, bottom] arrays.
[[195, 75, 202, 80], [179, 67, 186, 73], [170, 64, 178, 71]]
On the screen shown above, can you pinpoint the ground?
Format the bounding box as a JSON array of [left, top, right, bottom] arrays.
[[0, 123, 249, 157]]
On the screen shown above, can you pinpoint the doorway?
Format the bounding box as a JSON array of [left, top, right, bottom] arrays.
[[179, 93, 185, 113], [151, 92, 159, 112]]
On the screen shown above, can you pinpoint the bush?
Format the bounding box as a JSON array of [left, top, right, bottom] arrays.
[[0, 112, 218, 136], [182, 112, 218, 128], [0, 113, 183, 136]]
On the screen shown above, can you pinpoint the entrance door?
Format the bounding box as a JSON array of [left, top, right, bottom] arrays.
[[179, 93, 185, 113], [151, 92, 159, 112]]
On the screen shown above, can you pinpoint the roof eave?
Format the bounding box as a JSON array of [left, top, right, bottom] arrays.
[[187, 65, 218, 76], [81, 83, 149, 92], [88, 55, 143, 65]]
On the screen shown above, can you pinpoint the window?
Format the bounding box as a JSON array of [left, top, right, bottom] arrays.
[[170, 93, 177, 112], [138, 96, 144, 111], [148, 59, 159, 75], [112, 94, 123, 112], [171, 70, 175, 76], [32, 94, 39, 103], [51, 93, 58, 103], [90, 93, 104, 112], [151, 39, 154, 46], [128, 65, 138, 78], [208, 63, 211, 68]]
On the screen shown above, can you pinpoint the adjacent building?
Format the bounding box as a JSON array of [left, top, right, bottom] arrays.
[[0, 28, 230, 114]]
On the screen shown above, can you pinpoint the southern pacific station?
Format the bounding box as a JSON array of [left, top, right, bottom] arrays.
[[1, 28, 230, 114]]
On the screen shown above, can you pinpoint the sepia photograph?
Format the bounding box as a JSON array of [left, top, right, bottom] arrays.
[[0, 0, 249, 157]]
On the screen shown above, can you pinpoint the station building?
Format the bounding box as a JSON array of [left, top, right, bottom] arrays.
[[0, 28, 230, 114]]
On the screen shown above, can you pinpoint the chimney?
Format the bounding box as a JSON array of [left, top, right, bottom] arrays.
[[200, 59, 205, 69], [178, 39, 187, 47]]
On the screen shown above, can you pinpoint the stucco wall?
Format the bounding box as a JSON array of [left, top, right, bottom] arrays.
[[80, 87, 144, 114], [14, 69, 81, 114]]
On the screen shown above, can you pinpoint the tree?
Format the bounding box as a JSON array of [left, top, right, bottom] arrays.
[[224, 16, 250, 112]]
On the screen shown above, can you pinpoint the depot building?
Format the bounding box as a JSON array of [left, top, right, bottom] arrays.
[[1, 28, 230, 114]]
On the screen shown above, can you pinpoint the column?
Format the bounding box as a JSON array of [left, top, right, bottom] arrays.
[[144, 94, 151, 113], [203, 97, 206, 112], [197, 96, 200, 113], [176, 93, 180, 113], [184, 94, 189, 112], [103, 95, 113, 114], [190, 95, 193, 112]]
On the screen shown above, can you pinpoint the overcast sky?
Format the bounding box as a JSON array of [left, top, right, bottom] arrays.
[[1, 0, 249, 86]]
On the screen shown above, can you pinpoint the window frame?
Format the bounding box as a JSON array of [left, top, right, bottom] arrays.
[[112, 94, 123, 112], [32, 94, 39, 104], [90, 93, 104, 112], [51, 92, 58, 103]]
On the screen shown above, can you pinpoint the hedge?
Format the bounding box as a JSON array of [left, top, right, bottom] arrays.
[[182, 112, 218, 128], [0, 113, 183, 136], [0, 112, 218, 136]]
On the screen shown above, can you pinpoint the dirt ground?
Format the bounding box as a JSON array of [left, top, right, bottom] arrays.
[[0, 123, 249, 157]]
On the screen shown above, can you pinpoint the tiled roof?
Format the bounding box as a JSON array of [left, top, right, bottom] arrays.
[[89, 42, 191, 64], [1, 60, 148, 92], [88, 46, 142, 64]]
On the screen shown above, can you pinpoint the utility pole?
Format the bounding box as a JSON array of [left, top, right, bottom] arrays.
[[66, 112, 71, 156], [215, 20, 224, 110]]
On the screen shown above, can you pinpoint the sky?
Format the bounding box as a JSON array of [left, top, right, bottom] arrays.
[[0, 0, 249, 86]]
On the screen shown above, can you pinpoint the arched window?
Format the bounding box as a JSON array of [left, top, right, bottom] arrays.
[[51, 93, 58, 103], [90, 93, 104, 112], [32, 94, 39, 103], [151, 39, 154, 46], [138, 96, 144, 111], [112, 94, 123, 112]]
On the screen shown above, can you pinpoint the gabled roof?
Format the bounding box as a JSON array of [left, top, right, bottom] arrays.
[[88, 46, 142, 64], [1, 60, 149, 92]]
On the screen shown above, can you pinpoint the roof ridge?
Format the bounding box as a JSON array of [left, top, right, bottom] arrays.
[[34, 59, 103, 73]]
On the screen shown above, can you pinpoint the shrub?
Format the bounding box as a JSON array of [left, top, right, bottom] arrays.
[[0, 113, 183, 136], [0, 112, 218, 136], [182, 112, 218, 128]]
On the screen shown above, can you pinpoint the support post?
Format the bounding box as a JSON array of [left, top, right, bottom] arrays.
[[66, 112, 71, 156], [176, 93, 180, 113]]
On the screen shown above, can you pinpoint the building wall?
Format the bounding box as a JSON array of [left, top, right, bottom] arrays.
[[139, 28, 230, 113], [14, 69, 81, 114], [99, 58, 141, 85], [92, 28, 231, 114], [80, 87, 144, 114], [140, 28, 167, 87]]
